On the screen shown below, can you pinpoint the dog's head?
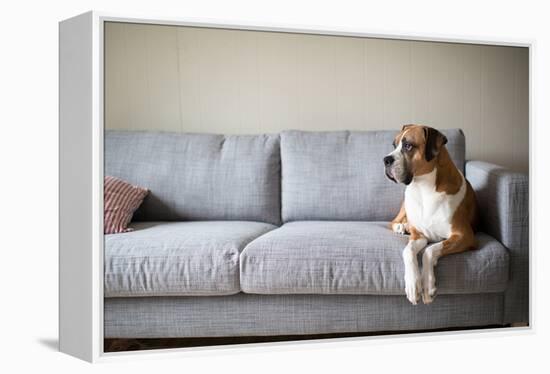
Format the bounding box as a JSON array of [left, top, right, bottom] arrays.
[[383, 124, 448, 185]]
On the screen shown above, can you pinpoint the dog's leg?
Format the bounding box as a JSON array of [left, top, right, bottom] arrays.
[[420, 241, 443, 305], [391, 202, 409, 235], [403, 228, 427, 305], [421, 233, 477, 304]]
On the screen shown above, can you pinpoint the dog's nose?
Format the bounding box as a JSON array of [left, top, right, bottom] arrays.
[[384, 155, 394, 167]]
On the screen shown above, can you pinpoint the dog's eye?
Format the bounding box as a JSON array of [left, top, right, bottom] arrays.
[[403, 142, 413, 151], [392, 142, 396, 149]]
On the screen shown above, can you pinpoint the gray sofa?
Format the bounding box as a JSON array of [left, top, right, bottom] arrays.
[[104, 129, 529, 339]]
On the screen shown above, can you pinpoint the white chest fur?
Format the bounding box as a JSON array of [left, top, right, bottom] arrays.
[[404, 169, 466, 242]]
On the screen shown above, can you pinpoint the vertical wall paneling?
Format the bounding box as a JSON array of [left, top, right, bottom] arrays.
[[257, 32, 301, 131], [297, 34, 338, 130], [461, 44, 483, 162], [104, 23, 529, 172], [410, 41, 433, 125], [145, 25, 181, 132], [382, 40, 412, 128], [363, 38, 385, 129], [514, 47, 530, 172], [430, 42, 463, 130], [481, 46, 518, 170], [335, 37, 364, 130]]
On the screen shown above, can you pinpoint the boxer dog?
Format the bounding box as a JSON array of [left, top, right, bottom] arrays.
[[383, 124, 478, 305]]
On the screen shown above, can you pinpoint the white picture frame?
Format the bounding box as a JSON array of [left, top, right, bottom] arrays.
[[59, 10, 533, 362]]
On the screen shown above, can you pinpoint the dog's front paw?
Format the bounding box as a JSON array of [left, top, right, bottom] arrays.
[[404, 272, 422, 305], [421, 270, 437, 304], [393, 223, 408, 235], [421, 285, 437, 304]]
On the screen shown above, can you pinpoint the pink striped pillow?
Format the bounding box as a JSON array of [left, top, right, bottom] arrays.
[[104, 176, 149, 234]]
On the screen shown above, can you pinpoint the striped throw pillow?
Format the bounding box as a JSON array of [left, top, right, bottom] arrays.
[[104, 176, 149, 234]]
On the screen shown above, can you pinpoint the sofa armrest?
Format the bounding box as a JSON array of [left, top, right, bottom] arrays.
[[465, 161, 529, 324]]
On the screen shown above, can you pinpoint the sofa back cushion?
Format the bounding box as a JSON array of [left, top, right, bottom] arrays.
[[105, 131, 281, 225], [280, 129, 465, 222]]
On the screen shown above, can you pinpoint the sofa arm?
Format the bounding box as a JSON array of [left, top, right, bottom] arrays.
[[465, 161, 529, 324]]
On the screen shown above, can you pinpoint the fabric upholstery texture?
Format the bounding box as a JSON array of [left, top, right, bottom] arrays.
[[104, 221, 276, 297], [280, 129, 465, 222], [466, 161, 529, 323], [240, 221, 509, 295], [101, 130, 529, 337], [105, 131, 281, 225], [104, 176, 149, 234], [104, 293, 504, 338]]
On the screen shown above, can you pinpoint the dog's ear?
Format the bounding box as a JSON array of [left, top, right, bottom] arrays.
[[424, 127, 448, 162]]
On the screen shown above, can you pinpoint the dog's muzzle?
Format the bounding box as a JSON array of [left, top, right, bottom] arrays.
[[384, 155, 397, 183]]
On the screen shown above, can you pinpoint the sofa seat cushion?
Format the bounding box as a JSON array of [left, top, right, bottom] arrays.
[[240, 221, 509, 295], [105, 221, 276, 297]]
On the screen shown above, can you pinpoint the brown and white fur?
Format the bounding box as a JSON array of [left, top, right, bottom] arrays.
[[384, 124, 478, 305]]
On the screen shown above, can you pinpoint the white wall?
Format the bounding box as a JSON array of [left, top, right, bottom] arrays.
[[105, 22, 529, 172]]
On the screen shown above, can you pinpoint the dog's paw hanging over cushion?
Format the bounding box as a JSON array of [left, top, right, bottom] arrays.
[[104, 176, 149, 234]]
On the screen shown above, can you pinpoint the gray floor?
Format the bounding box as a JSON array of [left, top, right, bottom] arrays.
[[104, 324, 508, 352]]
